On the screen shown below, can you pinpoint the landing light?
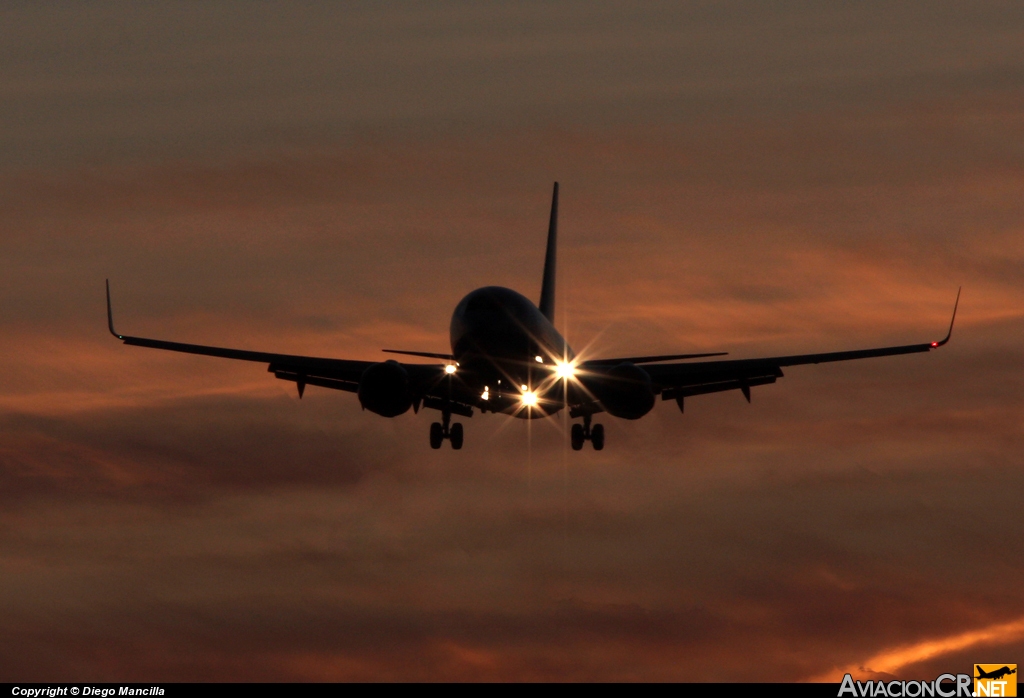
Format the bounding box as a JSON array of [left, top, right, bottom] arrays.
[[535, 355, 544, 363], [554, 361, 576, 379], [520, 390, 538, 407], [445, 364, 457, 374]]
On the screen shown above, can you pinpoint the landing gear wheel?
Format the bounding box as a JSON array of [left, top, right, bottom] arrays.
[[429, 422, 444, 449], [450, 422, 464, 450], [571, 423, 585, 451], [591, 423, 605, 451]]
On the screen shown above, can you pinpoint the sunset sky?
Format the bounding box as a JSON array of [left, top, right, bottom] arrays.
[[2, 1, 1022, 681]]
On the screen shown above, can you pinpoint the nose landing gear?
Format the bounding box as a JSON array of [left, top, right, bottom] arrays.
[[429, 410, 463, 450], [571, 414, 604, 451]]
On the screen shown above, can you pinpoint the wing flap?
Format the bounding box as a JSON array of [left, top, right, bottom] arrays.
[[271, 369, 359, 394], [661, 370, 782, 401]]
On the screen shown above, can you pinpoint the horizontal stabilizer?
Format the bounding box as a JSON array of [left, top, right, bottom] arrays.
[[382, 349, 455, 361], [583, 351, 727, 366]]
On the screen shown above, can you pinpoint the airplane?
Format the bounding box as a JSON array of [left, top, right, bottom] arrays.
[[106, 182, 959, 451], [976, 666, 1016, 681]]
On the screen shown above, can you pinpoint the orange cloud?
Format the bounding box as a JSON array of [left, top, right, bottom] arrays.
[[809, 615, 1024, 681]]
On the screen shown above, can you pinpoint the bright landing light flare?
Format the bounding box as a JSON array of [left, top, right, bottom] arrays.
[[444, 364, 457, 374], [555, 361, 576, 379], [520, 390, 538, 407]]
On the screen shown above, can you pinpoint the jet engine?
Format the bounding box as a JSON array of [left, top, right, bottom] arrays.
[[358, 360, 413, 417], [584, 362, 655, 420]]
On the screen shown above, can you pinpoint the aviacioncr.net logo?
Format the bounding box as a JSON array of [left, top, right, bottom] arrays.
[[839, 673, 972, 697], [974, 664, 1017, 697]]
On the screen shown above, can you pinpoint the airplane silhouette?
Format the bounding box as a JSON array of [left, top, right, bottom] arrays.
[[106, 183, 959, 451], [976, 666, 1017, 681]]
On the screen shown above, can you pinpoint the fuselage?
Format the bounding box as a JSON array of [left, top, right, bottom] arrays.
[[449, 286, 575, 417]]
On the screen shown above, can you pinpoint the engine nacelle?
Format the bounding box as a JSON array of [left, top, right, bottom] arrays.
[[358, 360, 413, 417], [585, 362, 655, 420]]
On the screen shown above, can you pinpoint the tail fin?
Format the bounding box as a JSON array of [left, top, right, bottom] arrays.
[[539, 182, 558, 322]]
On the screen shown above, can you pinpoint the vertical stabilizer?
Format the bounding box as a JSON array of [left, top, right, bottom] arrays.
[[539, 182, 558, 322]]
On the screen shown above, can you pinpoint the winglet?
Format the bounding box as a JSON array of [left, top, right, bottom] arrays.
[[106, 279, 123, 339], [931, 286, 961, 348], [538, 182, 558, 323]]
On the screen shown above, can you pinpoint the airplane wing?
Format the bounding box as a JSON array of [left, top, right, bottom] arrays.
[[595, 290, 959, 407], [106, 281, 460, 408]]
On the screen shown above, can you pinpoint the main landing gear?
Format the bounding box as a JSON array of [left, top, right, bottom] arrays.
[[430, 410, 463, 450], [571, 414, 604, 451]]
